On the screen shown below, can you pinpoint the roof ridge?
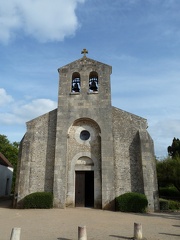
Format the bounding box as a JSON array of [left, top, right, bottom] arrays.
[[0, 152, 13, 167]]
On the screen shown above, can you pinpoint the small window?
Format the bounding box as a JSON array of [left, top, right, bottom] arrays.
[[80, 130, 90, 140], [89, 71, 98, 92], [72, 72, 80, 92]]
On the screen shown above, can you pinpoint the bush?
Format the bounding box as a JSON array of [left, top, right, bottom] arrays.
[[23, 192, 53, 209], [159, 187, 180, 198], [115, 192, 148, 213], [159, 199, 169, 210], [159, 198, 180, 211], [168, 200, 180, 210]]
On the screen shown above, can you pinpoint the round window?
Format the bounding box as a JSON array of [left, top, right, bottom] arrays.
[[80, 130, 90, 140]]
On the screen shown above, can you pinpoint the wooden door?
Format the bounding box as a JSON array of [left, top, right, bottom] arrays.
[[75, 171, 94, 207], [75, 171, 85, 207], [85, 171, 94, 207]]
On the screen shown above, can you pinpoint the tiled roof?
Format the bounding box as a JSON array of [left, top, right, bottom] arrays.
[[0, 152, 13, 168]]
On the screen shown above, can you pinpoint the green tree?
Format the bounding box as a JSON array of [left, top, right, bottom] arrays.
[[0, 134, 19, 193], [157, 156, 180, 192], [167, 137, 180, 158]]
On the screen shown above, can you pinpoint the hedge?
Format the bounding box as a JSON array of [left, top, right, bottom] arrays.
[[159, 187, 180, 200], [115, 192, 148, 213], [159, 198, 180, 211], [159, 199, 169, 211], [169, 200, 180, 210], [23, 192, 53, 209]]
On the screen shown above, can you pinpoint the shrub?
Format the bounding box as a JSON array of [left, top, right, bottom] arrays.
[[115, 192, 148, 213], [159, 199, 169, 211], [168, 200, 180, 210], [159, 198, 180, 211], [159, 187, 180, 199], [23, 192, 53, 209]]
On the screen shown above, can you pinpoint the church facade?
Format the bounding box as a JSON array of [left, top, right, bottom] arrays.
[[15, 50, 159, 211]]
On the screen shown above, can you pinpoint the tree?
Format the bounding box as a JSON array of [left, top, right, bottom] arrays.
[[0, 134, 19, 193], [156, 156, 180, 192], [167, 137, 180, 158]]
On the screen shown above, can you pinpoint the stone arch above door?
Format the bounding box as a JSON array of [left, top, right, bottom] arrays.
[[67, 118, 101, 165], [68, 118, 101, 143], [66, 118, 102, 208], [71, 152, 97, 171]]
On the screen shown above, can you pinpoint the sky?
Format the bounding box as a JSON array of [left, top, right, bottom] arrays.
[[0, 0, 180, 159]]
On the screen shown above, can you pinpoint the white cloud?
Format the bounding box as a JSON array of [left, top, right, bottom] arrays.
[[0, 113, 22, 125], [13, 98, 57, 120], [0, 98, 57, 125], [0, 88, 14, 106], [0, 0, 85, 43]]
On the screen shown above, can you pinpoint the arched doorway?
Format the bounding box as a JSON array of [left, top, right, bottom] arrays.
[[66, 118, 102, 208], [75, 156, 94, 207], [75, 171, 94, 207]]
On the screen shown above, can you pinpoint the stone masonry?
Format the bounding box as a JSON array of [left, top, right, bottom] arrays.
[[14, 51, 159, 211]]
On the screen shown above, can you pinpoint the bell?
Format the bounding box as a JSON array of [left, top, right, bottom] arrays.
[[89, 80, 98, 91], [72, 83, 80, 92]]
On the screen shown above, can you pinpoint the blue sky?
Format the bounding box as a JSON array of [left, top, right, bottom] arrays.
[[0, 0, 180, 159]]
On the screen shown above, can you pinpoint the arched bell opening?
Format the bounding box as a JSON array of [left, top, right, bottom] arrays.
[[72, 72, 81, 92], [89, 71, 98, 92]]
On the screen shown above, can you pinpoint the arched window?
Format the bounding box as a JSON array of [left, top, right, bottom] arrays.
[[89, 71, 98, 92], [72, 72, 80, 92]]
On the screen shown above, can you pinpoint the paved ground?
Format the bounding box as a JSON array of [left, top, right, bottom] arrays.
[[0, 199, 179, 240]]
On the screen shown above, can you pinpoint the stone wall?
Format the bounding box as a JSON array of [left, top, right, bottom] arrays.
[[112, 106, 147, 196], [15, 55, 159, 211], [15, 109, 57, 205], [112, 106, 159, 211], [139, 130, 159, 211]]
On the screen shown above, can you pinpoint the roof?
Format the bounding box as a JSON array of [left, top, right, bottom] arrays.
[[58, 55, 112, 73], [0, 152, 13, 168]]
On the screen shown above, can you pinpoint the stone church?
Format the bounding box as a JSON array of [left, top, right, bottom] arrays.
[[15, 49, 159, 211]]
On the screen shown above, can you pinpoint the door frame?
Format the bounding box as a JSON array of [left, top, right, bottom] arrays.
[[75, 170, 94, 207], [66, 152, 102, 209]]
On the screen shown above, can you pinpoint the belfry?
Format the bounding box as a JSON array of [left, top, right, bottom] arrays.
[[15, 50, 159, 211]]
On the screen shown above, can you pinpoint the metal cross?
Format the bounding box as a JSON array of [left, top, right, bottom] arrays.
[[81, 48, 88, 57]]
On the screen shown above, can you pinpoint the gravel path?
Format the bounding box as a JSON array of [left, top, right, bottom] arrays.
[[0, 199, 179, 240]]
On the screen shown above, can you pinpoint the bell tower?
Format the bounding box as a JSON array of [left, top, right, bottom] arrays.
[[15, 48, 158, 211], [53, 50, 115, 209]]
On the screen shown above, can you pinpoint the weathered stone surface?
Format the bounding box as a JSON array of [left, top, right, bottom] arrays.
[[15, 54, 159, 211]]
